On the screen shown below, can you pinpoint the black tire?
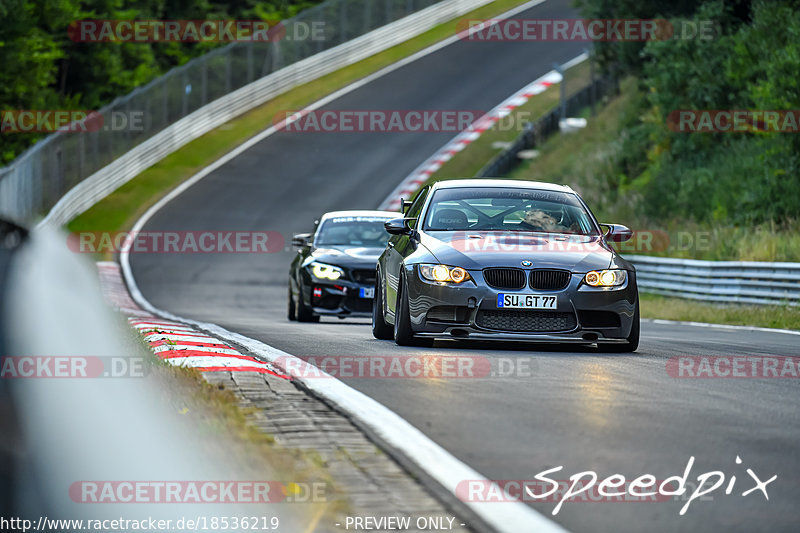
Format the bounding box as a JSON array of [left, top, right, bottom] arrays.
[[600, 300, 639, 353], [372, 274, 393, 340], [287, 285, 296, 321], [394, 277, 433, 347], [295, 284, 320, 323]]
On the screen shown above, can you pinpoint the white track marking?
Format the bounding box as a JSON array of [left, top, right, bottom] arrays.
[[120, 0, 551, 240], [152, 345, 241, 355], [140, 333, 219, 343], [163, 356, 266, 369], [644, 319, 800, 336], [130, 322, 196, 332], [120, 2, 567, 532], [379, 66, 576, 210]]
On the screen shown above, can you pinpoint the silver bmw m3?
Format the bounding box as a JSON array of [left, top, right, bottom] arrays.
[[372, 179, 639, 351]]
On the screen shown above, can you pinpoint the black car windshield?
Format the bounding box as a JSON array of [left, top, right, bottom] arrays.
[[315, 216, 392, 247], [423, 187, 599, 235]]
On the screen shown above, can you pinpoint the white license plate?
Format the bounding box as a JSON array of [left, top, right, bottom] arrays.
[[497, 294, 557, 309], [359, 287, 375, 298]]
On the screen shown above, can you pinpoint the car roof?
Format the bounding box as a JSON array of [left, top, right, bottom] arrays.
[[430, 179, 574, 193], [320, 210, 398, 220]]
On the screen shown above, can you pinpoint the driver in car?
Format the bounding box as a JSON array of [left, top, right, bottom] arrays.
[[520, 208, 563, 231], [520, 208, 583, 233]]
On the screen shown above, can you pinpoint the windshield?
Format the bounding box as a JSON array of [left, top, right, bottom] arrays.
[[315, 216, 392, 247], [423, 187, 599, 235]]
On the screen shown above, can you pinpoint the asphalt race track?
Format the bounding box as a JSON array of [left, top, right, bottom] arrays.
[[129, 1, 800, 531]]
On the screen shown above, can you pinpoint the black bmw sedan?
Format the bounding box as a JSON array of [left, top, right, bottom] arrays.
[[289, 210, 398, 322]]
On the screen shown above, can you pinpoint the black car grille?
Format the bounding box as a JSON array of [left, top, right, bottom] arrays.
[[483, 268, 526, 290], [344, 292, 372, 313], [426, 306, 470, 323], [313, 293, 341, 310], [529, 269, 571, 290], [351, 269, 376, 285], [578, 310, 621, 328], [476, 310, 577, 332]]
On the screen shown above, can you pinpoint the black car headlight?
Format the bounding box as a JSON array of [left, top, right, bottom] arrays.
[[584, 269, 627, 287], [419, 264, 471, 283], [309, 261, 345, 281]]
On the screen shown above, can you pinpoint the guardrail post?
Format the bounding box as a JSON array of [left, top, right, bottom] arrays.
[[553, 62, 566, 121], [201, 61, 208, 106], [586, 48, 596, 116], [181, 72, 189, 117], [2, 0, 505, 225], [247, 44, 255, 83], [224, 50, 232, 94]]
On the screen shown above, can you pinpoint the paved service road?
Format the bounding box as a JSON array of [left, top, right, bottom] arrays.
[[130, 1, 800, 531]]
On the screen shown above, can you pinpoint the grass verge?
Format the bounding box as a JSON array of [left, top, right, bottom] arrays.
[[422, 71, 800, 329], [640, 293, 800, 330], [149, 359, 350, 524], [67, 0, 536, 246], [507, 77, 800, 262], [425, 58, 592, 182]]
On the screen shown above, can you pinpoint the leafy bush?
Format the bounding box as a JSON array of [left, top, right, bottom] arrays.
[[578, 0, 800, 225], [0, 0, 324, 163]]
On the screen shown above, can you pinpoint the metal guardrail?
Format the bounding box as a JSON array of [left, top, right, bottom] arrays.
[[629, 255, 800, 306], [472, 72, 799, 307], [476, 74, 618, 178], [0, 0, 494, 226], [4, 228, 303, 528]]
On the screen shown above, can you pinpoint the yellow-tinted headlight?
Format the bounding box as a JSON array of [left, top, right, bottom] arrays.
[[419, 264, 471, 283], [431, 264, 450, 282], [450, 267, 468, 283], [584, 269, 626, 287], [310, 262, 343, 280]]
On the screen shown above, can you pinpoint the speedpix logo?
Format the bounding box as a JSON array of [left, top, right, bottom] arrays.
[[457, 456, 776, 516]]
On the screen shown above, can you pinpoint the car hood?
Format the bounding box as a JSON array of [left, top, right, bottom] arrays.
[[308, 245, 384, 268], [419, 231, 615, 272]]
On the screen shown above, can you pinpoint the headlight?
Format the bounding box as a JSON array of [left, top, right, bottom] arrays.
[[419, 264, 471, 283], [584, 269, 627, 287], [309, 262, 344, 280]]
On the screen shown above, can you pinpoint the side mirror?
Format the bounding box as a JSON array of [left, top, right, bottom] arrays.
[[602, 224, 633, 243], [384, 218, 412, 235], [401, 197, 413, 214], [291, 233, 312, 248]]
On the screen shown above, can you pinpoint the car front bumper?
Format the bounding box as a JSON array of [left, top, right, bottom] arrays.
[[306, 280, 375, 317], [403, 265, 637, 343]]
